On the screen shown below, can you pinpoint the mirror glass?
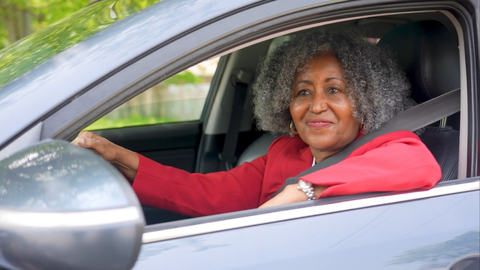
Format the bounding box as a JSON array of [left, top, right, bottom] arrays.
[[0, 140, 128, 211]]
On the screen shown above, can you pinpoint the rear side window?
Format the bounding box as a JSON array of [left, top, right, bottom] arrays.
[[86, 57, 219, 130]]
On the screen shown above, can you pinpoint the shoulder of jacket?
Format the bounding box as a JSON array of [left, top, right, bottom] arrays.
[[268, 134, 307, 153], [366, 130, 421, 148], [378, 130, 420, 141]]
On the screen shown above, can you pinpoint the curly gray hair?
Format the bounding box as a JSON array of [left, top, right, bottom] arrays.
[[253, 28, 415, 134]]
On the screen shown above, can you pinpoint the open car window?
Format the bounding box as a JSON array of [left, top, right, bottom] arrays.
[[77, 9, 469, 228], [86, 58, 219, 130]]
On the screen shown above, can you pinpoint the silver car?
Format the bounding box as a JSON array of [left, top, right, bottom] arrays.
[[0, 0, 478, 269]]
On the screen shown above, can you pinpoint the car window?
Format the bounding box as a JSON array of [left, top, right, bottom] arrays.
[[41, 0, 469, 231], [86, 57, 220, 130]]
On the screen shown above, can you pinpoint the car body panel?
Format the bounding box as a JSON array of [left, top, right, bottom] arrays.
[[134, 189, 479, 269]]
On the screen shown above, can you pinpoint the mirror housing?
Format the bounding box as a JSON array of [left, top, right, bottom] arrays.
[[0, 140, 145, 270]]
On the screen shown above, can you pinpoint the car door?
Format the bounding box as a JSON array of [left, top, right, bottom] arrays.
[[124, 0, 477, 268], [135, 179, 479, 269]]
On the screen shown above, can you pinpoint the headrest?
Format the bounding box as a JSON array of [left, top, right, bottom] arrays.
[[378, 20, 460, 103]]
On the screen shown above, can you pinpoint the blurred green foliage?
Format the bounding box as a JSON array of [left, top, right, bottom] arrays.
[[86, 70, 210, 131], [0, 0, 91, 50], [86, 113, 179, 130], [0, 0, 161, 88], [164, 71, 205, 85]]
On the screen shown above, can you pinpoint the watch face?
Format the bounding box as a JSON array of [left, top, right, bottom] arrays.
[[299, 179, 312, 188], [298, 180, 305, 189]]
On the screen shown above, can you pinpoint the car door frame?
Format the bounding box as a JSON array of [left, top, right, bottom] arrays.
[[67, 0, 477, 252]]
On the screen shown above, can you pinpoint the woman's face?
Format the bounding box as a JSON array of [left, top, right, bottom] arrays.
[[289, 53, 361, 161]]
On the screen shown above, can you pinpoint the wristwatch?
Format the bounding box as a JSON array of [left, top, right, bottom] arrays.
[[297, 179, 315, 201]]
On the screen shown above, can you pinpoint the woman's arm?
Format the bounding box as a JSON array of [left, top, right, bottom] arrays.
[[72, 131, 139, 180], [259, 131, 441, 208], [132, 153, 268, 216], [258, 184, 327, 208], [301, 131, 441, 198], [72, 131, 273, 216]]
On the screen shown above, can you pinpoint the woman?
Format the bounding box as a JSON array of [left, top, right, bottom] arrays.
[[73, 29, 441, 216]]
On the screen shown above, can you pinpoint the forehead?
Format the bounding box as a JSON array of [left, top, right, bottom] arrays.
[[295, 53, 344, 78]]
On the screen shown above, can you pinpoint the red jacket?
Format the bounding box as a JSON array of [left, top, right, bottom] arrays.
[[132, 130, 441, 217]]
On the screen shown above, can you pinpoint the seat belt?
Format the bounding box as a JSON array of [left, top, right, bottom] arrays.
[[273, 88, 460, 195], [218, 70, 252, 171]]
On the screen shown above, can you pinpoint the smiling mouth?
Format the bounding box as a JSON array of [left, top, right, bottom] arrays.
[[307, 120, 333, 128]]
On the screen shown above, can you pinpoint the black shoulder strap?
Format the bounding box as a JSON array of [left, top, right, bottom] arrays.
[[273, 88, 460, 195], [218, 70, 252, 171]]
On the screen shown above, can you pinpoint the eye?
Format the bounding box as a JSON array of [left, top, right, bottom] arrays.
[[299, 89, 310, 95], [328, 87, 340, 94], [293, 89, 310, 97]]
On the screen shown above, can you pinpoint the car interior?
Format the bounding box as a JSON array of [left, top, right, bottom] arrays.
[[86, 11, 462, 225]]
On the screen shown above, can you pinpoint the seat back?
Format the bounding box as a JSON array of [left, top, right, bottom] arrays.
[[237, 133, 278, 165], [378, 20, 460, 181], [378, 21, 460, 103]]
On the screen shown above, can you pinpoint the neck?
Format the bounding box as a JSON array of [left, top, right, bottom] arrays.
[[310, 147, 342, 163]]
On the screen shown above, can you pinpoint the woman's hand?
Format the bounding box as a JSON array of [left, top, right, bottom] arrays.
[[258, 183, 327, 208], [72, 131, 118, 162], [72, 131, 139, 180]]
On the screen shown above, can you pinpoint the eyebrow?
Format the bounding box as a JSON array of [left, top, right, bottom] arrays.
[[295, 77, 344, 86], [325, 77, 344, 82], [295, 80, 313, 86]]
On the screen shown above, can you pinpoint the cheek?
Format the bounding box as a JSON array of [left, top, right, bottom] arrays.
[[289, 101, 303, 120], [344, 111, 361, 132], [334, 100, 359, 128]]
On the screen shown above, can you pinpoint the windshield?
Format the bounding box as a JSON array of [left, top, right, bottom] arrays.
[[0, 0, 161, 88]]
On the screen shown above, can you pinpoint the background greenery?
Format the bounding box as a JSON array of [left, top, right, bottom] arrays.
[[86, 69, 212, 130], [0, 0, 161, 87], [0, 0, 91, 50]]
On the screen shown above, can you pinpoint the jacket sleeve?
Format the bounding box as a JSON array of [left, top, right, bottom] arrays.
[[301, 131, 442, 198], [132, 153, 267, 217]]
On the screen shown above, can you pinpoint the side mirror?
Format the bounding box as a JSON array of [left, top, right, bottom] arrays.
[[0, 140, 145, 270]]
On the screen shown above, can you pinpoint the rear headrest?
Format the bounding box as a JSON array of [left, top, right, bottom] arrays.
[[378, 20, 460, 103]]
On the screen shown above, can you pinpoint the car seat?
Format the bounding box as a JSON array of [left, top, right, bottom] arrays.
[[238, 20, 460, 182], [377, 20, 460, 182]]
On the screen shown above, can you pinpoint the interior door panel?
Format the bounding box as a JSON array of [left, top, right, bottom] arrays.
[[94, 122, 202, 173]]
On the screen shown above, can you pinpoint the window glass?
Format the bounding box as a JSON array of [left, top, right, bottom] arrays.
[[86, 57, 219, 130]]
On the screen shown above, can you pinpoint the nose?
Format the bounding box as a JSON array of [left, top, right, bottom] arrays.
[[309, 91, 328, 113]]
